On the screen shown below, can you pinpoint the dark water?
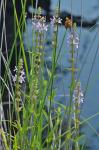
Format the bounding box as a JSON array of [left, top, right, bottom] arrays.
[[24, 0, 99, 149]]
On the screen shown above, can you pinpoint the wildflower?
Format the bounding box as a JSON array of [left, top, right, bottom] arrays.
[[32, 15, 48, 33], [13, 66, 18, 72], [65, 17, 72, 29], [67, 31, 79, 49], [19, 70, 25, 84], [73, 82, 84, 105], [12, 74, 17, 83], [12, 66, 25, 84], [50, 16, 62, 26]]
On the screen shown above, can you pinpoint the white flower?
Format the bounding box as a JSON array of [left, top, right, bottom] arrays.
[[19, 73, 25, 84], [12, 74, 17, 83], [12, 67, 25, 84], [50, 16, 62, 26], [13, 66, 18, 72]]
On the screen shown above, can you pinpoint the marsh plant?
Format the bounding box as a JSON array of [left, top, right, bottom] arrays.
[[0, 0, 99, 150]]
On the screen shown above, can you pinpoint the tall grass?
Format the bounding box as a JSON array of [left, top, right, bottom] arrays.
[[0, 0, 99, 150]]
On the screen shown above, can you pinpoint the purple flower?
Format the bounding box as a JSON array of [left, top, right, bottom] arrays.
[[32, 16, 48, 33], [73, 82, 84, 105], [67, 32, 79, 49]]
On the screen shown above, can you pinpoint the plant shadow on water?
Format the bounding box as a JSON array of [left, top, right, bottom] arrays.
[[1, 0, 99, 149]]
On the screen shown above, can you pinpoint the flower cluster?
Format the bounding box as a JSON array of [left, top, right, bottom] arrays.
[[32, 15, 48, 33], [12, 64, 25, 84], [73, 82, 84, 105], [67, 31, 79, 49], [50, 16, 62, 26]]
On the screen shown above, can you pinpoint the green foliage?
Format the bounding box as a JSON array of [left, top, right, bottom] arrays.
[[0, 0, 99, 150]]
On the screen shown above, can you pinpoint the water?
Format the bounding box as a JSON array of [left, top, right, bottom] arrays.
[[24, 0, 99, 149], [52, 0, 99, 21], [52, 1, 99, 149]]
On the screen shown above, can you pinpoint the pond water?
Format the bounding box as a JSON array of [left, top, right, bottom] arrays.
[[24, 0, 99, 149], [52, 0, 99, 21], [52, 1, 99, 149]]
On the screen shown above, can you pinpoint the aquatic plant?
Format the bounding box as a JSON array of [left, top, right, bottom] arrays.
[[0, 0, 99, 150]]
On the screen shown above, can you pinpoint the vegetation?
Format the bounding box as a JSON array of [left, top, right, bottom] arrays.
[[0, 0, 99, 149]]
